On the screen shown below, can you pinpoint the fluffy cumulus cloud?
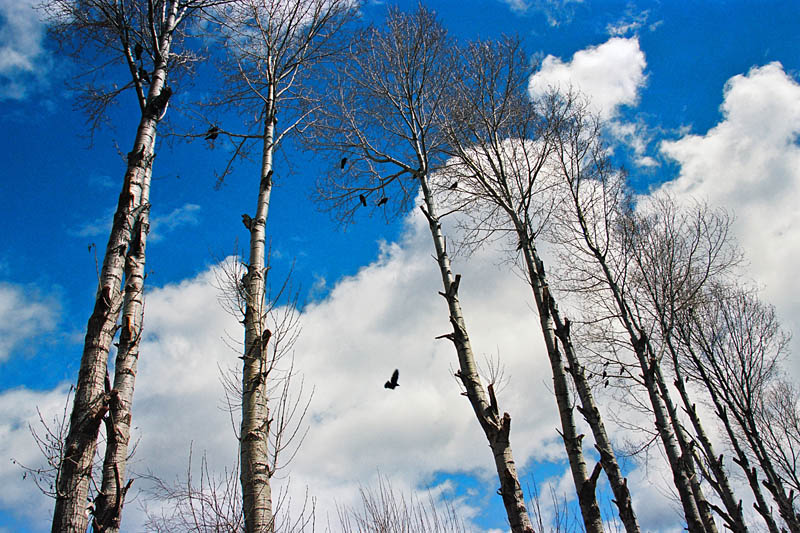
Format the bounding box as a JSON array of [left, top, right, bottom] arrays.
[[0, 282, 57, 362], [0, 0, 48, 100], [529, 37, 647, 121], [659, 62, 800, 365]]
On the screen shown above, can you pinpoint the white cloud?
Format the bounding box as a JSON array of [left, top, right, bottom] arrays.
[[658, 62, 800, 369], [0, 0, 48, 100], [529, 37, 647, 121], [0, 282, 57, 362]]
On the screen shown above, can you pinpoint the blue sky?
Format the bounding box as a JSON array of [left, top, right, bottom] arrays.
[[1, 0, 800, 531]]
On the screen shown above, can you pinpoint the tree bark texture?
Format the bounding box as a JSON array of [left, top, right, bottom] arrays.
[[520, 239, 640, 533], [517, 236, 605, 533], [52, 79, 168, 533], [240, 103, 277, 533], [666, 341, 746, 533], [419, 178, 534, 533]]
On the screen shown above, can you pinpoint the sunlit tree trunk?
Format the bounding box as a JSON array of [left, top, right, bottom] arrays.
[[240, 100, 277, 533], [419, 178, 534, 533]]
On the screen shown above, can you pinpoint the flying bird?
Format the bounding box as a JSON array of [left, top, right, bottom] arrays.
[[340, 157, 347, 169], [377, 197, 388, 206], [134, 42, 143, 61], [448, 181, 458, 190], [359, 194, 367, 207], [384, 369, 399, 390], [204, 126, 220, 140]]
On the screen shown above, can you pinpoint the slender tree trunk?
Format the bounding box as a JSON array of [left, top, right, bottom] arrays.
[[419, 178, 533, 533], [241, 100, 277, 533], [537, 264, 640, 532], [51, 77, 168, 532], [93, 168, 151, 533], [650, 358, 719, 533], [666, 341, 746, 533], [516, 234, 604, 533]]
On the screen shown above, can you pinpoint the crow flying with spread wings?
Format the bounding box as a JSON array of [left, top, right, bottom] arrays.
[[384, 369, 399, 390]]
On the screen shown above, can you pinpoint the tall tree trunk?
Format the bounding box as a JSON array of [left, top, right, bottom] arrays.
[[522, 240, 639, 533], [419, 178, 534, 533], [666, 341, 746, 533], [565, 197, 708, 532], [93, 168, 151, 533], [517, 234, 605, 533], [241, 101, 277, 533], [51, 80, 167, 532]]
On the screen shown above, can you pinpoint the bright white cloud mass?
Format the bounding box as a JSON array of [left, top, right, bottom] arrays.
[[529, 37, 647, 120], [659, 62, 800, 370], [1, 13, 800, 533]]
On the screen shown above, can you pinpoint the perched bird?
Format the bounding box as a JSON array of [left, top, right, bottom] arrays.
[[138, 67, 150, 84], [134, 42, 143, 61], [340, 157, 347, 169], [359, 194, 367, 207], [448, 181, 458, 190], [604, 380, 609, 388], [602, 369, 608, 379], [204, 126, 220, 140], [377, 197, 388, 206], [384, 369, 399, 390]]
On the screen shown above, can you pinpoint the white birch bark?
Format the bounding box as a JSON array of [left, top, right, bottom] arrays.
[[51, 2, 182, 528], [240, 104, 277, 533]]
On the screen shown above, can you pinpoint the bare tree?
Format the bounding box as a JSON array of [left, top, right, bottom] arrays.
[[678, 284, 798, 531], [143, 256, 312, 533], [195, 2, 355, 530], [546, 94, 733, 532], [308, 6, 534, 532], [336, 476, 471, 533], [39, 1, 223, 530], [440, 39, 636, 533]]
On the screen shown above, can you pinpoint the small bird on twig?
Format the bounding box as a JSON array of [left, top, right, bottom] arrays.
[[448, 181, 458, 190], [377, 197, 388, 206], [384, 369, 399, 390], [359, 194, 367, 207], [204, 126, 220, 140], [134, 43, 143, 61], [340, 157, 347, 170]]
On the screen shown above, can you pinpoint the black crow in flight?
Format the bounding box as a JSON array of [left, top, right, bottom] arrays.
[[384, 369, 399, 390]]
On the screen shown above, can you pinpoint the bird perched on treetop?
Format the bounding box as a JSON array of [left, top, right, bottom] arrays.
[[134, 42, 143, 61], [448, 181, 458, 190], [205, 126, 220, 140], [377, 197, 388, 206], [359, 194, 367, 207], [340, 157, 347, 169], [384, 369, 399, 390]]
